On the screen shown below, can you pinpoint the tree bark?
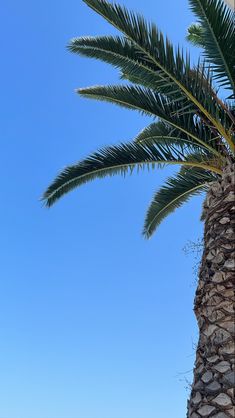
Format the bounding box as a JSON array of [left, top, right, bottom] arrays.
[[187, 163, 235, 418]]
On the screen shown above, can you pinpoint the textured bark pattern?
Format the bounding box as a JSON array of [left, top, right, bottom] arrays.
[[187, 164, 235, 418]]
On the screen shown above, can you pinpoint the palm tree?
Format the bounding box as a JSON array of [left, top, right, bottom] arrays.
[[43, 0, 235, 415]]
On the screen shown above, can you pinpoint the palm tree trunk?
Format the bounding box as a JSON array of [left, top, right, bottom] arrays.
[[187, 163, 235, 418]]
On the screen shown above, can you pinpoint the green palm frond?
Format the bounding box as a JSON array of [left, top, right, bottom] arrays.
[[189, 0, 235, 92], [186, 23, 205, 47], [78, 84, 224, 157], [43, 142, 221, 207], [82, 0, 232, 147], [135, 122, 174, 142], [69, 36, 169, 92], [78, 83, 183, 118], [134, 121, 216, 153], [143, 168, 217, 238]]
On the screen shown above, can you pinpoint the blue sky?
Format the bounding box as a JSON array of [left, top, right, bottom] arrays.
[[1, 1, 204, 417]]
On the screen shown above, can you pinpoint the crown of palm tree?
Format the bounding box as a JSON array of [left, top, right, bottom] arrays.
[[43, 0, 235, 238]]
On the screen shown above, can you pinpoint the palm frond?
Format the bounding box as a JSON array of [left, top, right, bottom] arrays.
[[189, 0, 235, 92], [134, 120, 212, 153], [186, 23, 205, 47], [144, 168, 217, 238], [78, 84, 224, 157], [135, 121, 174, 142], [69, 36, 171, 91], [43, 142, 221, 207], [82, 0, 232, 146]]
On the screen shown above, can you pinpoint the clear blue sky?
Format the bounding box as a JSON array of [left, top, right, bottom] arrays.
[[1, 1, 204, 417]]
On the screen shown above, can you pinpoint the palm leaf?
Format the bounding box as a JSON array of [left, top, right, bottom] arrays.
[[78, 84, 223, 157], [135, 121, 175, 142], [134, 120, 212, 153], [43, 142, 221, 207], [143, 168, 217, 238], [69, 36, 171, 92], [186, 23, 205, 47], [189, 0, 235, 92]]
